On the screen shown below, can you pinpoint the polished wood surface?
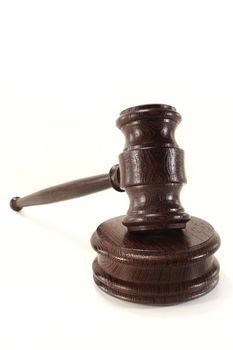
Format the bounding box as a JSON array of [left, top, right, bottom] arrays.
[[91, 104, 220, 304], [117, 104, 190, 231], [10, 103, 220, 305], [10, 164, 123, 211], [91, 215, 220, 305]]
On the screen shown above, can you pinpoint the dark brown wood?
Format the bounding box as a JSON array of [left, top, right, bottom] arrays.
[[117, 104, 190, 231], [10, 164, 123, 211], [10, 103, 221, 305], [90, 104, 220, 305], [91, 215, 220, 305]]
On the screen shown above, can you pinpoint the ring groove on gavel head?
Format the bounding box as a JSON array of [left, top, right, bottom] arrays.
[[116, 104, 190, 231]]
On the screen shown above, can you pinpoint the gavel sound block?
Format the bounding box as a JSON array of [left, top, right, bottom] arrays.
[[10, 104, 220, 305]]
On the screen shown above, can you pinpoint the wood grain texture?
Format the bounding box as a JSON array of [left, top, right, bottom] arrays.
[[10, 164, 123, 211], [91, 104, 220, 304], [10, 102, 221, 305], [91, 216, 220, 305], [117, 104, 190, 231]]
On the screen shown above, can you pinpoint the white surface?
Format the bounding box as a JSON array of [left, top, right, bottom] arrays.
[[0, 0, 233, 349]]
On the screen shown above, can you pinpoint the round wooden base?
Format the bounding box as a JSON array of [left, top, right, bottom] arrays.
[[91, 216, 220, 305]]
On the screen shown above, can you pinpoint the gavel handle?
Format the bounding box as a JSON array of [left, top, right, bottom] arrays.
[[10, 164, 123, 211]]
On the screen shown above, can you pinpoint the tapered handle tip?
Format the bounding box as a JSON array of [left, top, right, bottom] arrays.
[[10, 197, 22, 211]]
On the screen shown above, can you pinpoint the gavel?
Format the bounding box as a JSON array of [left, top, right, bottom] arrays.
[[10, 104, 220, 305], [11, 104, 189, 230]]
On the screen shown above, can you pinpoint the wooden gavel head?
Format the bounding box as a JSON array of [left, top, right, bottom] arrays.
[[116, 104, 190, 231]]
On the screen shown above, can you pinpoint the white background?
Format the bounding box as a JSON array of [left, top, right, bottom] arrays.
[[0, 0, 233, 349]]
